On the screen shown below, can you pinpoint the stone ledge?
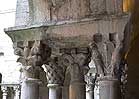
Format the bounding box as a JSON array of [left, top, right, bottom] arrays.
[[4, 13, 129, 32], [5, 14, 131, 49]]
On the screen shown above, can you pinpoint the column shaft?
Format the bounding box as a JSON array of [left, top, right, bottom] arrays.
[[99, 78, 121, 99], [69, 82, 86, 99], [21, 80, 40, 99], [47, 84, 62, 99], [86, 90, 94, 99]]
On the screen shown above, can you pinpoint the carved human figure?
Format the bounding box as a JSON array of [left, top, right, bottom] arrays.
[[13, 40, 47, 99], [90, 33, 106, 77], [29, 40, 43, 67], [103, 39, 115, 75], [90, 33, 125, 77], [90, 42, 105, 77], [109, 33, 124, 77], [14, 40, 49, 80]]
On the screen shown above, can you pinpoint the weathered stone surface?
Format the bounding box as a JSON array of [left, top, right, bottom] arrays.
[[99, 77, 121, 99], [5, 1, 132, 99], [90, 32, 123, 77], [90, 0, 106, 15], [15, 0, 124, 25], [15, 0, 29, 26], [44, 59, 65, 85], [29, 0, 50, 24], [5, 15, 130, 49], [106, 0, 123, 14]]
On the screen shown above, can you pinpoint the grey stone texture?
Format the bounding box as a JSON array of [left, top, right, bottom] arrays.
[[15, 0, 29, 26], [4, 0, 132, 99], [15, 0, 123, 25]]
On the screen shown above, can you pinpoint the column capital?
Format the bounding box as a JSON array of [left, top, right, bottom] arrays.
[[60, 47, 91, 83], [20, 65, 44, 81], [13, 40, 51, 66], [89, 32, 129, 79], [14, 40, 51, 84], [1, 86, 8, 96], [44, 57, 65, 85]]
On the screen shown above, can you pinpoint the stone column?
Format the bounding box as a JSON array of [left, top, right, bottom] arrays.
[[69, 63, 86, 99], [20, 66, 42, 99], [69, 81, 86, 99], [98, 76, 121, 99], [13, 40, 45, 99], [47, 84, 62, 99], [1, 86, 8, 99], [89, 32, 130, 99], [20, 78, 41, 99], [14, 85, 21, 99], [44, 57, 65, 99]]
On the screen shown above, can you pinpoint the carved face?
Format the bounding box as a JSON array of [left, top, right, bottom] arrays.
[[93, 33, 103, 43], [109, 33, 120, 45]]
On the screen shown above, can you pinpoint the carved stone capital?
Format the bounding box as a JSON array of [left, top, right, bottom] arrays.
[[90, 32, 129, 79], [20, 66, 43, 80], [13, 40, 51, 67], [44, 57, 64, 85], [43, 47, 91, 85], [60, 47, 91, 83]]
